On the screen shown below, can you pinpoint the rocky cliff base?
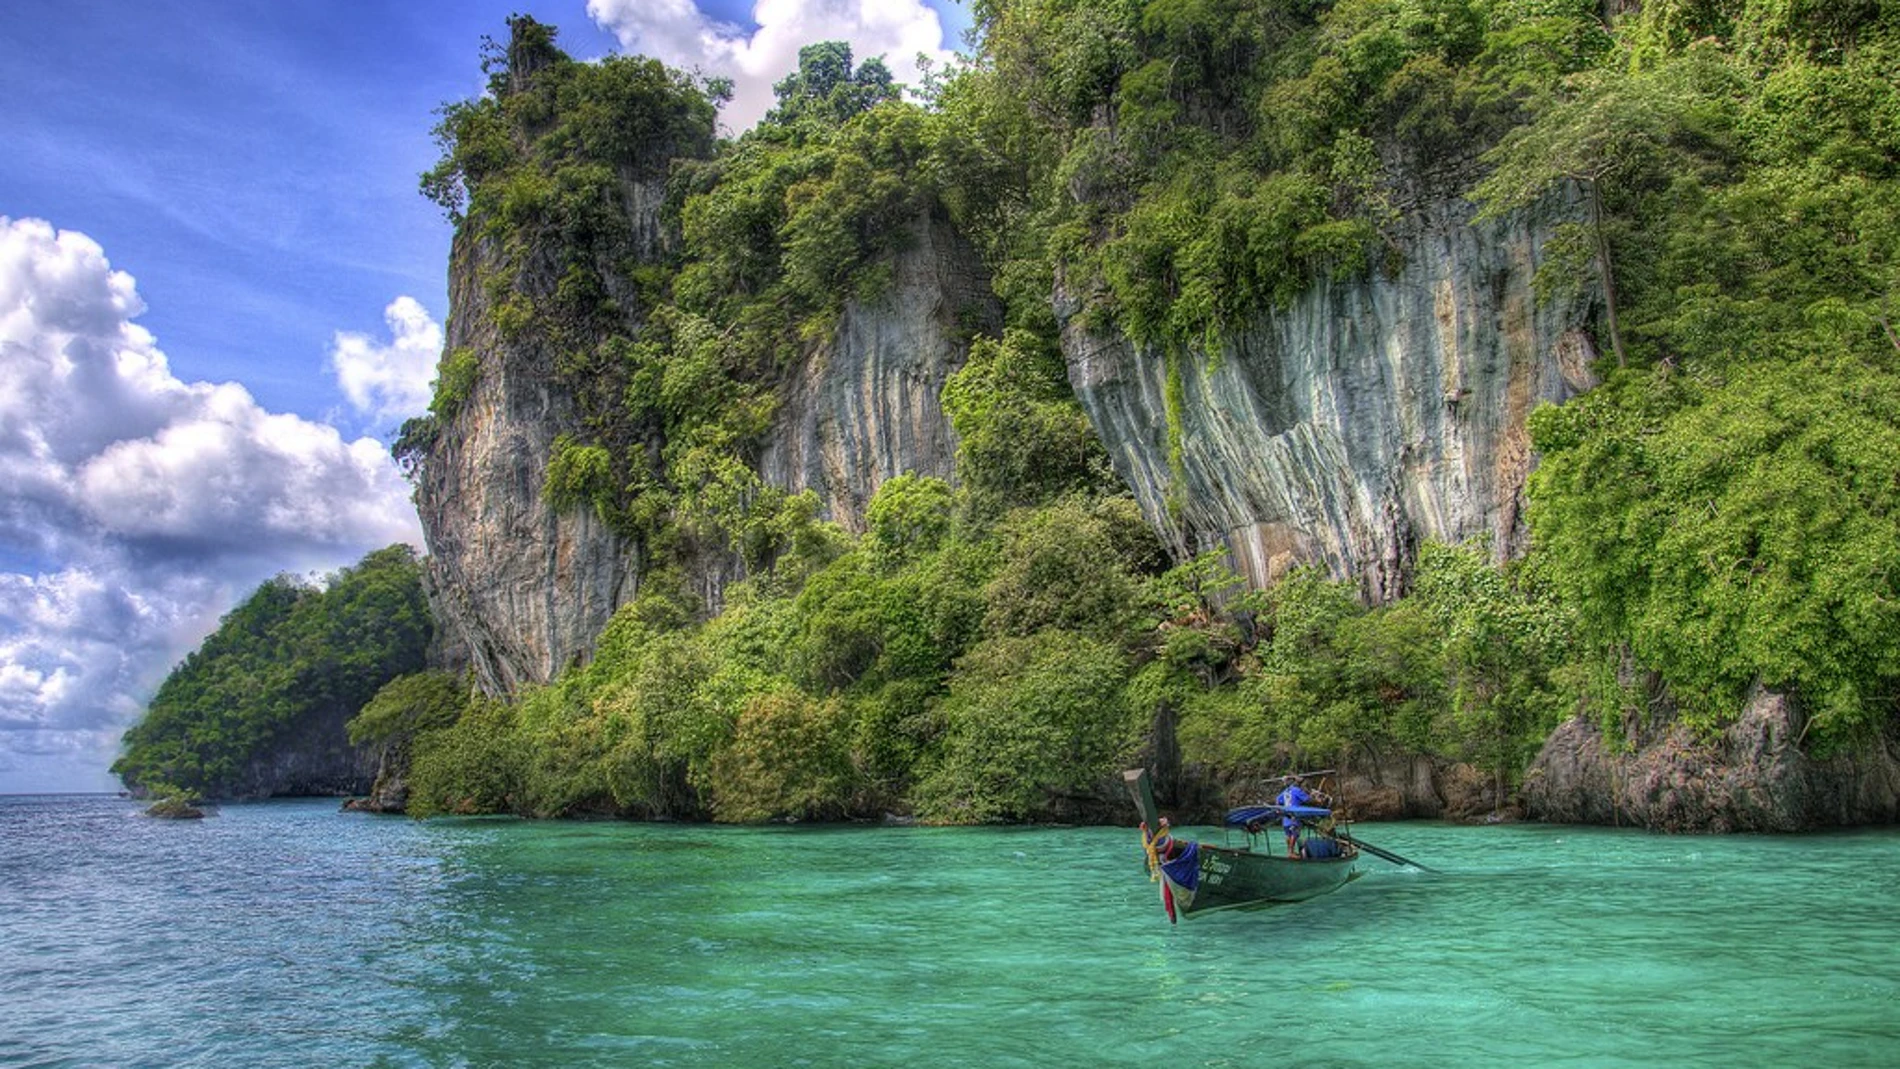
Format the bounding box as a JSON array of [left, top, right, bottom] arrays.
[[1524, 688, 1900, 832], [1136, 703, 1514, 826], [227, 702, 377, 799], [342, 767, 409, 815], [1137, 689, 1900, 832]]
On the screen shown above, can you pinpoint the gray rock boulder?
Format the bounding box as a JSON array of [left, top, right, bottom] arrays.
[[1524, 686, 1900, 831]]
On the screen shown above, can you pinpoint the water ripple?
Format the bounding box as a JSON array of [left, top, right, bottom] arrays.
[[5, 800, 1900, 1066]]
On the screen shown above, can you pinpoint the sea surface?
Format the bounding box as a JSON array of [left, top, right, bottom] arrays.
[[2, 795, 1897, 1068]]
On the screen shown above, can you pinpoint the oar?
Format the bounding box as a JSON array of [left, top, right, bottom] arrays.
[[1311, 822, 1438, 873]]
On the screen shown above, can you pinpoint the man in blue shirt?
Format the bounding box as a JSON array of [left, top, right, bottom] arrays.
[[1276, 780, 1310, 857]]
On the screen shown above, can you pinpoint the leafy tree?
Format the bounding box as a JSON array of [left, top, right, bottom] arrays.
[[1473, 45, 1737, 366], [766, 41, 901, 129], [543, 435, 617, 520], [706, 691, 857, 821], [1529, 358, 1900, 745], [916, 629, 1136, 822], [982, 496, 1161, 640], [405, 697, 526, 818], [347, 672, 468, 748], [864, 474, 957, 568], [942, 330, 1117, 511], [1252, 567, 1378, 759], [1410, 542, 1573, 799]]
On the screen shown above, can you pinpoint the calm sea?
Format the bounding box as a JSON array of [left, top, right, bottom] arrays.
[[2, 795, 1896, 1067]]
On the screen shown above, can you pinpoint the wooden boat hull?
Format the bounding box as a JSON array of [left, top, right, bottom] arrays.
[[1124, 767, 1358, 920], [1175, 843, 1358, 917]]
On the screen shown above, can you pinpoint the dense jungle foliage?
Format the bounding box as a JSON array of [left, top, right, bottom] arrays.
[[125, 1, 1898, 820], [386, 1, 1900, 821], [113, 546, 432, 799]]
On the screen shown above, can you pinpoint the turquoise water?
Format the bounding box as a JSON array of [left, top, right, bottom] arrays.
[[3, 796, 1897, 1067]]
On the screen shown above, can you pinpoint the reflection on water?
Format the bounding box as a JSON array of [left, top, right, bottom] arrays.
[[3, 797, 1898, 1067]]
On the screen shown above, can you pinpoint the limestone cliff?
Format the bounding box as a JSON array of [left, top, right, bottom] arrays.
[[758, 216, 998, 532], [1065, 190, 1599, 597], [417, 225, 642, 697], [417, 207, 993, 696]]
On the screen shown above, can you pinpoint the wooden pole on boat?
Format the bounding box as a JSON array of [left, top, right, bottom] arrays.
[[1125, 769, 1179, 922], [1320, 825, 1438, 873], [1123, 768, 1160, 828]]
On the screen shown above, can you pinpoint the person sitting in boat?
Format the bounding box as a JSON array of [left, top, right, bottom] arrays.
[[1276, 780, 1311, 857], [1301, 834, 1343, 859]]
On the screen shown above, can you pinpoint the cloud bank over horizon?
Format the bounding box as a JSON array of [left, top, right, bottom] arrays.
[[585, 0, 954, 130], [0, 216, 425, 792]]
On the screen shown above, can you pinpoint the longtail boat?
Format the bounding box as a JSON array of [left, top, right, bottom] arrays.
[[1123, 768, 1359, 922]]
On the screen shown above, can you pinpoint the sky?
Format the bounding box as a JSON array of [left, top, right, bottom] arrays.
[[0, 0, 972, 794]]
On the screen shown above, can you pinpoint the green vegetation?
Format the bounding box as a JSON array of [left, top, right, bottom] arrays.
[[114, 546, 434, 798], [945, 0, 1617, 353], [386, 5, 1900, 822], [348, 672, 468, 751], [1157, 544, 1570, 792], [1495, 3, 1900, 749], [401, 471, 1571, 820], [143, 792, 206, 819], [430, 346, 481, 421]]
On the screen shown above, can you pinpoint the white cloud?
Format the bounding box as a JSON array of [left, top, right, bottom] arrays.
[[586, 0, 954, 130], [0, 216, 423, 792], [329, 295, 441, 425]]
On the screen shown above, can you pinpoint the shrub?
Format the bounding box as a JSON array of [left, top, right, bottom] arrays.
[[706, 691, 856, 822], [916, 630, 1135, 823]]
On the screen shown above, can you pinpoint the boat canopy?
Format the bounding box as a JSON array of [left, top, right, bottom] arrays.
[[1224, 804, 1331, 826]]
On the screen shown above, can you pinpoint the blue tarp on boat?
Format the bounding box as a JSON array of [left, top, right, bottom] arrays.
[[1224, 804, 1331, 827], [1159, 841, 1200, 891]]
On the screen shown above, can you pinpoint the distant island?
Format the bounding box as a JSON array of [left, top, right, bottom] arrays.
[[114, 545, 431, 803]]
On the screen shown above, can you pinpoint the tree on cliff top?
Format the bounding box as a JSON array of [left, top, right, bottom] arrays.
[[419, 16, 720, 220], [1473, 43, 1737, 367], [765, 41, 900, 131]]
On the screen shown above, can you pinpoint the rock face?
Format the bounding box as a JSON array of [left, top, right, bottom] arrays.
[[230, 701, 378, 798], [417, 229, 641, 697], [418, 206, 992, 696], [758, 216, 999, 533], [345, 755, 410, 815], [1524, 688, 1900, 832], [1064, 191, 1599, 597]]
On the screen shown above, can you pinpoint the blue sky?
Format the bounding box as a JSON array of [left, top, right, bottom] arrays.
[[0, 0, 971, 792]]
